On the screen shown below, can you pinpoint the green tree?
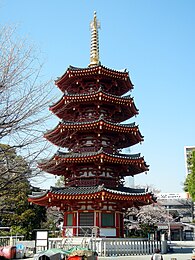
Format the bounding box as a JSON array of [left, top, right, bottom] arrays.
[[186, 151, 195, 201], [184, 173, 191, 192], [0, 144, 46, 239], [0, 144, 30, 198]]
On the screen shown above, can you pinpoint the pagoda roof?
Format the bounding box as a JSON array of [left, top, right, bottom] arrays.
[[55, 65, 133, 93], [44, 117, 143, 148], [30, 185, 148, 197], [28, 185, 156, 207], [55, 149, 143, 160], [50, 88, 138, 117], [38, 148, 149, 175]]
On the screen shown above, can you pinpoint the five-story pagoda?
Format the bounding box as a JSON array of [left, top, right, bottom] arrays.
[[29, 12, 155, 238]]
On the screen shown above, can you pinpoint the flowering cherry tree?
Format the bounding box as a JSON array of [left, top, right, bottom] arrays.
[[137, 204, 172, 225], [125, 203, 173, 237]]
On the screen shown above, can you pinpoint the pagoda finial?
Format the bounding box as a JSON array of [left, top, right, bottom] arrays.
[[89, 11, 100, 67]]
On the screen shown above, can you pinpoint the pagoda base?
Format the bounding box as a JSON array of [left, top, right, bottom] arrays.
[[62, 210, 124, 238]]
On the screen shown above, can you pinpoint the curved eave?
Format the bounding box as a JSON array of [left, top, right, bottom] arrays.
[[44, 120, 143, 147], [28, 188, 155, 207], [55, 65, 133, 92], [28, 190, 50, 206], [44, 120, 141, 136], [50, 91, 138, 116], [102, 191, 154, 204], [38, 151, 149, 175]]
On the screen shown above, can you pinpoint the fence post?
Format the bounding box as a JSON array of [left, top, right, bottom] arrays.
[[161, 240, 167, 254], [103, 240, 106, 257]]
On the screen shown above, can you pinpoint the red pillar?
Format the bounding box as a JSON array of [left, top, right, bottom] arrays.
[[115, 212, 120, 238], [95, 211, 100, 236], [120, 212, 124, 237], [62, 213, 67, 237], [73, 212, 77, 236]]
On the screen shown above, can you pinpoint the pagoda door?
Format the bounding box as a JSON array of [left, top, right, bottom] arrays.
[[79, 212, 94, 236]]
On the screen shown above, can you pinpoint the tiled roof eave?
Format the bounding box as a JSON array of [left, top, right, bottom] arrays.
[[28, 190, 49, 199], [56, 65, 129, 80], [37, 150, 149, 174], [56, 149, 142, 160], [43, 120, 144, 140], [61, 118, 136, 128], [43, 125, 144, 153], [55, 65, 133, 89], [49, 90, 136, 112], [28, 185, 154, 200], [104, 188, 148, 196]]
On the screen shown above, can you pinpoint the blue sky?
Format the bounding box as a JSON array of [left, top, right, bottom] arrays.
[[1, 0, 195, 193]]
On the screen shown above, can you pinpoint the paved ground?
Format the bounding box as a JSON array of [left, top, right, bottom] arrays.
[[23, 253, 193, 260], [98, 247, 194, 260], [23, 253, 194, 259], [23, 247, 194, 260], [99, 253, 193, 259]]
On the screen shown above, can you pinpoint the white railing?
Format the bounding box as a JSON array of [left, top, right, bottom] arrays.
[[48, 237, 167, 256], [0, 236, 24, 246], [0, 235, 168, 257], [92, 238, 167, 256]]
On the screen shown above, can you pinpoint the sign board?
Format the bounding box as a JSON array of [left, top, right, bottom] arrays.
[[157, 225, 168, 230], [157, 192, 189, 200], [35, 230, 49, 253], [36, 231, 48, 241]]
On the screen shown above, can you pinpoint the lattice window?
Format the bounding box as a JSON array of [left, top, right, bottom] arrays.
[[101, 213, 115, 227], [79, 212, 94, 226], [79, 212, 94, 236]]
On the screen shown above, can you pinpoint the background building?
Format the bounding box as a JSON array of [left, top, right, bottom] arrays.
[[157, 192, 194, 240]]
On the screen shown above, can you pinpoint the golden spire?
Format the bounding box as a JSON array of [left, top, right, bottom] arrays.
[[89, 11, 100, 67]]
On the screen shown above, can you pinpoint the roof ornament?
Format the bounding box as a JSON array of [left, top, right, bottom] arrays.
[[89, 11, 101, 67]]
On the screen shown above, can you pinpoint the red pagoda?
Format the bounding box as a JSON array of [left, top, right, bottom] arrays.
[[29, 12, 155, 238]]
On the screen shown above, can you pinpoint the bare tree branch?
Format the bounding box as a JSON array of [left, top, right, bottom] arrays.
[[0, 24, 57, 192]]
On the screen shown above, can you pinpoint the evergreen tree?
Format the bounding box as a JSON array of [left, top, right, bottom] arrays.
[[0, 143, 46, 239], [0, 144, 30, 197], [186, 151, 195, 201]]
